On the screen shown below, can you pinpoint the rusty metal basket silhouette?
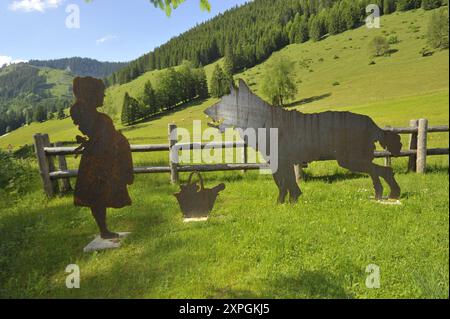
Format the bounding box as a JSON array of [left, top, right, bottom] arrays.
[[174, 172, 225, 219]]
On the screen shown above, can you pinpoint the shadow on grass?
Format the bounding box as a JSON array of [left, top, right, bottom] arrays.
[[285, 93, 332, 108], [264, 271, 354, 299], [302, 171, 367, 184], [422, 164, 449, 175]]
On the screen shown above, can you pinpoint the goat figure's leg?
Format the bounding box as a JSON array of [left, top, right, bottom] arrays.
[[272, 166, 290, 204], [369, 171, 384, 201], [373, 164, 401, 199], [287, 165, 302, 203], [337, 159, 383, 200]]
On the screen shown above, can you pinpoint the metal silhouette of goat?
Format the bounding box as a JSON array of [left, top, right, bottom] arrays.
[[205, 80, 401, 203]]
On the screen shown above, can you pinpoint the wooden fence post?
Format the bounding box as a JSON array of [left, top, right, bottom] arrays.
[[294, 164, 301, 183], [42, 134, 59, 195], [242, 136, 248, 173], [168, 124, 179, 184], [33, 134, 56, 197], [408, 119, 419, 172], [55, 142, 72, 192], [383, 126, 392, 167], [416, 119, 428, 174]]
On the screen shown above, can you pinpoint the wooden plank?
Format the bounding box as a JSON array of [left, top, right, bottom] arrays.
[[41, 123, 448, 157], [34, 134, 55, 197], [382, 125, 448, 134], [55, 142, 72, 192], [178, 163, 269, 172], [44, 144, 170, 155], [417, 119, 429, 174], [174, 141, 246, 151], [47, 148, 448, 181], [428, 125, 450, 133], [374, 148, 448, 158], [168, 124, 179, 184], [50, 167, 173, 179], [131, 144, 170, 152]]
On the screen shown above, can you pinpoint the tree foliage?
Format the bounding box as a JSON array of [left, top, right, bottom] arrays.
[[210, 65, 230, 98], [121, 63, 209, 125], [427, 7, 449, 49], [261, 56, 298, 107]]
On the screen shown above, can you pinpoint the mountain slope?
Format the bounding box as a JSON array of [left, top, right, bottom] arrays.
[[28, 57, 128, 79], [0, 64, 73, 134], [239, 8, 449, 110], [104, 8, 448, 119], [1, 8, 448, 149]]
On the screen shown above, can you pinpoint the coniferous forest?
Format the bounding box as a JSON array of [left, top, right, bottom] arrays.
[[108, 0, 445, 86]]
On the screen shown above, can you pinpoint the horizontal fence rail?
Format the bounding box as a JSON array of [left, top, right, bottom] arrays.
[[34, 119, 449, 197]]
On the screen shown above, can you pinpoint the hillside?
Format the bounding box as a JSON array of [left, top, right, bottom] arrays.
[[3, 8, 447, 149], [0, 57, 129, 136], [239, 8, 449, 110], [28, 57, 128, 79], [0, 64, 73, 135], [101, 8, 449, 122]]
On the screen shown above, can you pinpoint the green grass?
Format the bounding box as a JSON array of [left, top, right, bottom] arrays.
[[0, 8, 448, 299], [239, 9, 449, 109], [1, 165, 448, 298]]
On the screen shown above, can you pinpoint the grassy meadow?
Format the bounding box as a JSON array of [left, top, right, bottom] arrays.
[[0, 8, 448, 299]]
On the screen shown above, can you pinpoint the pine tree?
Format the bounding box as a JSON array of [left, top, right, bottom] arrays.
[[129, 95, 141, 123], [223, 41, 236, 77], [57, 107, 65, 120], [422, 0, 443, 10], [121, 92, 131, 125], [179, 60, 196, 102], [298, 15, 310, 43], [309, 14, 324, 41], [427, 7, 449, 49], [210, 64, 228, 98], [194, 67, 209, 99], [159, 68, 182, 109], [142, 81, 157, 115], [33, 104, 47, 123], [397, 0, 422, 11], [383, 0, 396, 14]]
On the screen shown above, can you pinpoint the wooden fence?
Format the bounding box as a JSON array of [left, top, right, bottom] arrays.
[[34, 119, 449, 197]]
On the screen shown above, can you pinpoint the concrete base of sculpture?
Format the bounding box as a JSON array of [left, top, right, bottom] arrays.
[[371, 198, 402, 205], [183, 217, 208, 223], [83, 232, 131, 253]]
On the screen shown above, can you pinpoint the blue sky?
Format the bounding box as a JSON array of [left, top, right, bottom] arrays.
[[0, 0, 248, 64]]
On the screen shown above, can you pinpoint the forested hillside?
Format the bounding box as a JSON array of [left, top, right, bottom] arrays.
[[0, 64, 73, 135], [28, 57, 128, 79], [0, 58, 128, 135], [109, 0, 446, 85]]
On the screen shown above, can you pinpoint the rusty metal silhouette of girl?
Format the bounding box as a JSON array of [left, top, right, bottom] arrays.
[[70, 77, 133, 239]]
